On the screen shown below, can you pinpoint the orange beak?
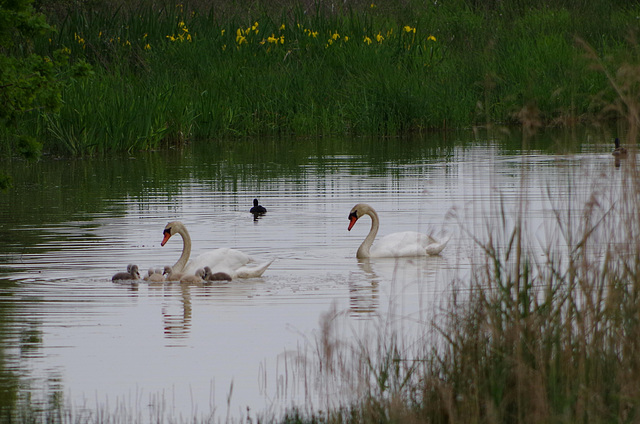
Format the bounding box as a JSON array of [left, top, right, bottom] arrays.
[[348, 215, 358, 231], [161, 231, 172, 246]]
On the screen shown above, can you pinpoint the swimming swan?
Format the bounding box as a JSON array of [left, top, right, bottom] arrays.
[[144, 268, 165, 282], [112, 264, 141, 281], [180, 268, 206, 283], [347, 203, 449, 258], [203, 266, 232, 282], [160, 221, 273, 278], [163, 265, 184, 281]]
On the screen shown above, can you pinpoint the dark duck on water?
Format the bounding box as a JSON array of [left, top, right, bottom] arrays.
[[250, 198, 267, 215]]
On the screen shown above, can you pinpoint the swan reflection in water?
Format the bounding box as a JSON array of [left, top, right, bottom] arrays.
[[160, 284, 193, 340], [349, 258, 380, 317], [350, 255, 451, 318]]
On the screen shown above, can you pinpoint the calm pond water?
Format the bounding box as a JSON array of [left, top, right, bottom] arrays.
[[0, 129, 628, 421]]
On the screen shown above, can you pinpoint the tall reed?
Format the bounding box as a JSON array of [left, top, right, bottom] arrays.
[[11, 0, 639, 154]]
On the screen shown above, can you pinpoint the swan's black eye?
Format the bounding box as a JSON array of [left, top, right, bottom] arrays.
[[163, 228, 171, 235]]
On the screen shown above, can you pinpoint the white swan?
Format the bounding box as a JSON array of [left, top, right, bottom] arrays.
[[160, 221, 273, 278], [347, 203, 449, 258]]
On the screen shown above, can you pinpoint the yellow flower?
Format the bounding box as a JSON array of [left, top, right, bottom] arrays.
[[344, 36, 349, 42], [427, 35, 436, 41], [376, 32, 384, 43], [236, 28, 246, 44], [332, 32, 340, 40], [74, 33, 85, 45], [268, 34, 278, 43], [370, 3, 376, 7], [279, 24, 285, 31], [144, 43, 151, 50], [363, 36, 372, 45], [279, 35, 285, 44], [221, 29, 226, 36], [403, 25, 416, 34]]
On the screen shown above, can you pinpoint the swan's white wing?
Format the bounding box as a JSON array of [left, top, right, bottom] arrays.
[[233, 259, 274, 278], [183, 248, 251, 274], [370, 231, 448, 258], [425, 233, 451, 255]]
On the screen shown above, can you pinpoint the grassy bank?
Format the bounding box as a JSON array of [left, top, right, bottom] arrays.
[[1, 0, 637, 154]]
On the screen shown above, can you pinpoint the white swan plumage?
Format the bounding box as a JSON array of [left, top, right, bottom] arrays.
[[161, 221, 273, 278], [347, 203, 449, 258]]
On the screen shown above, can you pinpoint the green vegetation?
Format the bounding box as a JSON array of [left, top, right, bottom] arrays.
[[0, 0, 91, 188], [0, 0, 638, 156]]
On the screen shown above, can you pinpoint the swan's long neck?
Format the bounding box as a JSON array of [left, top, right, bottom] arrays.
[[357, 209, 379, 258], [172, 225, 191, 272]]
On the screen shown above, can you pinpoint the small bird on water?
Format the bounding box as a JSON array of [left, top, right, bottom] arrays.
[[112, 264, 141, 281], [250, 198, 267, 215], [612, 138, 628, 157]]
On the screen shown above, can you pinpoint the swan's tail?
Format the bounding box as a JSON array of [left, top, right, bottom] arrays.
[[425, 233, 451, 256], [234, 259, 275, 278]]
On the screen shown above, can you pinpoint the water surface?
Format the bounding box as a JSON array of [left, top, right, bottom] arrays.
[[0, 129, 625, 420]]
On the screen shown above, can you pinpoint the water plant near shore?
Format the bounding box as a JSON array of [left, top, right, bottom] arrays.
[[2, 0, 638, 154]]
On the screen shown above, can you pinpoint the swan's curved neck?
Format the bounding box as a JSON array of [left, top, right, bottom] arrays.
[[357, 209, 379, 258], [172, 226, 191, 272]]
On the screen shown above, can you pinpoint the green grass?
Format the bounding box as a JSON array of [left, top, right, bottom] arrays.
[[3, 0, 634, 154]]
